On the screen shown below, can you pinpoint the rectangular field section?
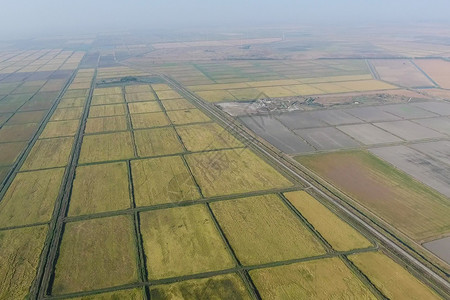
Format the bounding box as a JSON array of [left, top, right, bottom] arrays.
[[21, 137, 74, 171], [79, 131, 135, 164]]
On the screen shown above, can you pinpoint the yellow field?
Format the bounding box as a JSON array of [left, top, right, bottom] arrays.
[[93, 87, 122, 96], [250, 257, 376, 299], [211, 194, 325, 265], [125, 92, 156, 102], [88, 104, 126, 118], [69, 162, 131, 216], [176, 123, 243, 152], [228, 88, 266, 100], [188, 82, 250, 91], [85, 115, 128, 134], [166, 109, 211, 125], [128, 101, 161, 114], [155, 90, 182, 100], [131, 112, 170, 129], [79, 132, 135, 164], [0, 226, 48, 299], [40, 120, 79, 138], [91, 94, 124, 105], [284, 84, 324, 95], [348, 252, 440, 300], [0, 168, 64, 227], [151, 83, 172, 91], [70, 289, 143, 300], [149, 274, 251, 299], [57, 97, 86, 108], [51, 107, 83, 121], [161, 98, 196, 111], [131, 156, 200, 206], [257, 86, 298, 98], [140, 205, 234, 279], [52, 216, 138, 295], [284, 191, 372, 251], [125, 84, 152, 93], [134, 127, 184, 157], [21, 137, 73, 171], [195, 90, 237, 102], [336, 79, 397, 91], [186, 149, 293, 197], [300, 74, 373, 84], [310, 82, 353, 93]]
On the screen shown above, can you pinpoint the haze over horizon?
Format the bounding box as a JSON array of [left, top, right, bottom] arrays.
[[1, 0, 450, 39]]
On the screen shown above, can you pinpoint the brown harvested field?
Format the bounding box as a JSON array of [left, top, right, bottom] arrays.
[[0, 142, 26, 166], [297, 151, 450, 241], [131, 156, 200, 206], [130, 112, 170, 129], [155, 89, 182, 100], [349, 252, 440, 300], [84, 115, 128, 134], [176, 123, 243, 152], [128, 101, 161, 114], [88, 104, 126, 118], [0, 168, 64, 228], [125, 92, 157, 102], [0, 225, 48, 299], [91, 94, 124, 105], [211, 194, 325, 265], [69, 162, 130, 216], [414, 59, 450, 89], [140, 205, 234, 280], [371, 59, 433, 87], [40, 120, 79, 138], [186, 149, 293, 197], [21, 137, 74, 171], [0, 123, 39, 142], [284, 191, 372, 251], [250, 257, 376, 299], [161, 98, 196, 111], [51, 107, 83, 121], [166, 109, 211, 125], [134, 127, 184, 157], [51, 215, 138, 295], [6, 110, 46, 125], [79, 131, 135, 164], [149, 274, 251, 299]]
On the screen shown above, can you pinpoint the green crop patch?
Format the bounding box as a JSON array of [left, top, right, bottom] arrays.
[[69, 162, 131, 216], [250, 257, 376, 299], [0, 168, 64, 228], [88, 104, 126, 118], [91, 94, 124, 105], [51, 215, 138, 295], [130, 112, 170, 129], [211, 194, 325, 265], [176, 123, 243, 152], [0, 225, 48, 299], [40, 120, 79, 138], [140, 205, 234, 280], [134, 127, 184, 157], [0, 142, 26, 166], [161, 98, 196, 111], [85, 115, 128, 134], [51, 107, 83, 121], [186, 149, 293, 197], [166, 109, 211, 125], [128, 101, 161, 114], [149, 273, 251, 300], [21, 137, 73, 171], [79, 131, 135, 164], [6, 110, 46, 125], [131, 156, 200, 206], [0, 123, 39, 143]]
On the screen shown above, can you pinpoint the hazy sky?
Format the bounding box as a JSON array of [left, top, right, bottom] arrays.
[[1, 0, 450, 39]]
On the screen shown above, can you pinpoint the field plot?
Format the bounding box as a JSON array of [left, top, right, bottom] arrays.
[[151, 84, 171, 91], [380, 104, 438, 119], [6, 110, 46, 124], [344, 106, 400, 122], [58, 97, 86, 108], [335, 79, 397, 92], [131, 156, 200, 206], [93, 87, 122, 96], [176, 123, 243, 152], [166, 109, 211, 125], [125, 84, 152, 93], [0, 225, 48, 299], [91, 94, 124, 105], [284, 84, 324, 96], [0, 168, 64, 228], [0, 167, 8, 182], [411, 101, 450, 116], [149, 273, 251, 299], [51, 107, 83, 121], [284, 191, 372, 251], [211, 194, 324, 265], [195, 90, 237, 102], [88, 104, 126, 118], [0, 123, 39, 142], [298, 151, 450, 241], [310, 82, 353, 93], [0, 142, 26, 166], [140, 205, 234, 279], [349, 252, 440, 300], [52, 215, 138, 295], [310, 110, 363, 126], [79, 132, 134, 164], [70, 289, 143, 300], [161, 98, 195, 111], [40, 120, 79, 138], [130, 112, 170, 129], [228, 88, 266, 100], [371, 59, 433, 87], [276, 111, 328, 129], [414, 59, 450, 89], [337, 123, 402, 145], [294, 127, 359, 151], [250, 257, 376, 299], [257, 86, 298, 98], [69, 162, 130, 216], [155, 89, 181, 100], [125, 92, 156, 102], [410, 140, 450, 165], [134, 127, 184, 157], [21, 137, 73, 170], [370, 145, 450, 197], [412, 117, 450, 135], [423, 237, 450, 265], [374, 120, 444, 141], [128, 101, 161, 114], [85, 115, 128, 134], [240, 115, 314, 153], [186, 149, 293, 197]]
